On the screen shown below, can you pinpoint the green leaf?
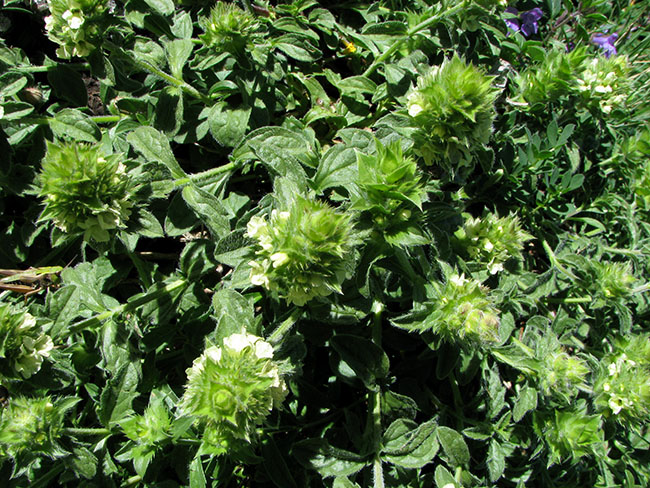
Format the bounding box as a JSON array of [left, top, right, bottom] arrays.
[[165, 39, 193, 79], [142, 0, 174, 16], [434, 465, 457, 488], [331, 334, 390, 390], [49, 108, 100, 142], [336, 76, 377, 96], [437, 426, 470, 468], [69, 447, 98, 479], [382, 419, 439, 468], [210, 289, 257, 343], [487, 439, 506, 482], [261, 437, 299, 488], [292, 439, 367, 478], [0, 72, 28, 97], [208, 102, 251, 148], [513, 385, 538, 422], [154, 86, 183, 136], [0, 101, 34, 121], [127, 126, 186, 178], [313, 144, 359, 192], [333, 477, 361, 488], [47, 65, 87, 107], [181, 185, 230, 238], [275, 34, 322, 62], [189, 455, 207, 488], [98, 361, 140, 426]]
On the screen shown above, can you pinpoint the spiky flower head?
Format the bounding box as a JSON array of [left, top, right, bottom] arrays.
[[199, 2, 259, 54], [394, 265, 500, 345], [121, 395, 172, 453], [533, 407, 604, 464], [514, 47, 588, 109], [575, 55, 628, 114], [453, 212, 532, 274], [0, 395, 77, 461], [247, 180, 360, 306], [38, 141, 134, 242], [540, 350, 590, 401], [179, 331, 287, 455], [0, 303, 53, 381], [353, 139, 427, 246], [406, 55, 498, 173], [44, 0, 110, 58], [584, 260, 636, 300], [594, 334, 650, 424]]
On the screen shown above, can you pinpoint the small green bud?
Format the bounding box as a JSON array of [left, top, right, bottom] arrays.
[[199, 3, 259, 54]]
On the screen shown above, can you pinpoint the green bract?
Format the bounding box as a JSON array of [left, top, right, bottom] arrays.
[[533, 407, 604, 465], [199, 2, 260, 55], [38, 141, 134, 242], [247, 184, 360, 306], [44, 0, 110, 59], [179, 331, 287, 455], [0, 303, 53, 381], [353, 139, 427, 246], [453, 213, 532, 274], [406, 55, 498, 173], [395, 265, 500, 344], [0, 396, 76, 461]]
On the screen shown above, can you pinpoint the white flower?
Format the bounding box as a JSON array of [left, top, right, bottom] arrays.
[[224, 331, 274, 360], [246, 216, 267, 239], [408, 103, 424, 117], [62, 10, 84, 30], [271, 252, 290, 268]]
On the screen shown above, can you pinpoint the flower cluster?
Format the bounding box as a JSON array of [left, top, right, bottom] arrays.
[[453, 213, 532, 274], [587, 260, 636, 299], [406, 55, 498, 174], [0, 395, 77, 461], [398, 267, 500, 344], [594, 335, 650, 423], [352, 139, 427, 246], [0, 304, 53, 381], [247, 184, 359, 306], [38, 141, 134, 242], [199, 2, 260, 55], [504, 7, 543, 37], [575, 55, 628, 114], [514, 47, 628, 115], [179, 331, 287, 455], [44, 0, 110, 58], [539, 349, 590, 401]]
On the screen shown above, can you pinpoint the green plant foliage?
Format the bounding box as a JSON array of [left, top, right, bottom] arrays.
[[1, 0, 650, 485]]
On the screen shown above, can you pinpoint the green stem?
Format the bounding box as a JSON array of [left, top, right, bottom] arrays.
[[123, 476, 143, 487], [541, 240, 579, 281], [172, 161, 240, 188], [31, 463, 65, 488], [368, 301, 384, 488], [268, 308, 302, 344], [90, 115, 124, 124], [9, 63, 90, 74], [63, 427, 111, 436], [362, 1, 468, 76], [545, 296, 593, 303], [134, 58, 212, 104], [69, 279, 188, 333]]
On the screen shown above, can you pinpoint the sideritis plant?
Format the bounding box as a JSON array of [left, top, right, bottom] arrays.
[[179, 331, 287, 456], [44, 0, 111, 59], [199, 2, 260, 55], [38, 141, 134, 242], [247, 179, 361, 306], [406, 54, 498, 175]]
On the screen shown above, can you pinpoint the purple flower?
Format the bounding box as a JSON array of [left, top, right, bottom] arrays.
[[592, 33, 618, 58], [505, 7, 543, 38]]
